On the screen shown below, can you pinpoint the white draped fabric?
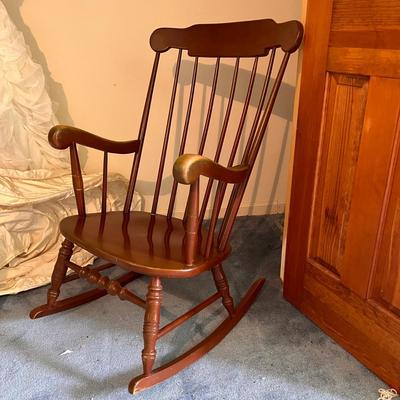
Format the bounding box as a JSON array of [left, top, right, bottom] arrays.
[[0, 2, 141, 295]]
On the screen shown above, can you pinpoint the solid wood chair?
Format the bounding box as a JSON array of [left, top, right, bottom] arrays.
[[30, 19, 303, 394]]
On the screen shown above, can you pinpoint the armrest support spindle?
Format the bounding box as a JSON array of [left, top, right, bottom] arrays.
[[184, 180, 199, 265], [173, 154, 249, 185], [70, 143, 86, 217]]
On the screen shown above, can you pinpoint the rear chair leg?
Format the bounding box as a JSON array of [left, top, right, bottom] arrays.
[[47, 239, 74, 305], [142, 277, 162, 375], [212, 264, 235, 317]]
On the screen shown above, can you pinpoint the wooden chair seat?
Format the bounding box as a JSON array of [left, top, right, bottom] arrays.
[[60, 211, 230, 278]]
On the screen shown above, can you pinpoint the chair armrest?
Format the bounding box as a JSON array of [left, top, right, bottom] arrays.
[[48, 125, 140, 154], [173, 154, 249, 185]]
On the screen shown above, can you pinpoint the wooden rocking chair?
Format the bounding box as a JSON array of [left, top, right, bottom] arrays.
[[30, 19, 303, 394]]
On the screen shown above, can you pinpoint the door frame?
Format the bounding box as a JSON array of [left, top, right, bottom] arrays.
[[283, 0, 334, 305]]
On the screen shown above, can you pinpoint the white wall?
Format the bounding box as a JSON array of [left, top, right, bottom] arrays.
[[3, 0, 302, 216]]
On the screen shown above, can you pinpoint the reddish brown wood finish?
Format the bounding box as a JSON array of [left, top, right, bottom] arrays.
[[284, 0, 400, 390], [150, 19, 303, 56], [129, 278, 265, 394], [212, 264, 235, 316], [31, 18, 302, 395], [59, 211, 231, 278], [30, 270, 140, 319], [65, 260, 146, 307], [157, 292, 222, 339], [49, 125, 140, 154], [124, 52, 160, 214], [47, 239, 74, 305], [151, 50, 183, 216], [167, 57, 199, 218]]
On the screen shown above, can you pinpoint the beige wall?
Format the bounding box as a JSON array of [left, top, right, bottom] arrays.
[[3, 0, 301, 216]]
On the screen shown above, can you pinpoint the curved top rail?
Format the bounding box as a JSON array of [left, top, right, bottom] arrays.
[[150, 19, 303, 57]]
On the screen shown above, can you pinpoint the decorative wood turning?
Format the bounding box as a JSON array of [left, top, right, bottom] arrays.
[[30, 18, 303, 394]]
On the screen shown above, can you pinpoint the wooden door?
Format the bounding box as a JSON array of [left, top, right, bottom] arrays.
[[284, 0, 400, 389]]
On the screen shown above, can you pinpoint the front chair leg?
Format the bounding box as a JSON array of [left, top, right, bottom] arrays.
[[212, 264, 235, 317], [47, 239, 74, 305], [142, 277, 162, 375]]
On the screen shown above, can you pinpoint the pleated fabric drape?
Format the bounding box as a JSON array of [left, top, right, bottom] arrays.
[[0, 2, 141, 295]]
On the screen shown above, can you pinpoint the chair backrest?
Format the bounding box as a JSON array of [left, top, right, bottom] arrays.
[[123, 19, 303, 252]]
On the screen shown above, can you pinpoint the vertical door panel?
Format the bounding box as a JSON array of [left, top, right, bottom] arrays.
[[309, 73, 368, 277], [284, 0, 400, 389]]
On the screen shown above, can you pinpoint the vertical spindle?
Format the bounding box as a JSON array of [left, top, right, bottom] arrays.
[[167, 57, 199, 218], [70, 143, 85, 217], [219, 52, 290, 251], [208, 57, 258, 240], [219, 50, 276, 242], [198, 58, 220, 154], [151, 49, 183, 215], [124, 52, 160, 214], [199, 58, 240, 224]]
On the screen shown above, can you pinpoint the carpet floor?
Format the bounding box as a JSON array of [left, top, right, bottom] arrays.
[[0, 215, 385, 399]]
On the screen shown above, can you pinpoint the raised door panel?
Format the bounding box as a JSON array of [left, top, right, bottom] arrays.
[[309, 73, 368, 277], [284, 0, 400, 389]]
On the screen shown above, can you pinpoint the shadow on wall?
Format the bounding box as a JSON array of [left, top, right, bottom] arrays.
[[3, 0, 296, 216], [135, 59, 295, 216]]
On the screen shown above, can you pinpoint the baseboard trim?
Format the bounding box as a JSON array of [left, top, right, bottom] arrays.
[[171, 202, 285, 219]]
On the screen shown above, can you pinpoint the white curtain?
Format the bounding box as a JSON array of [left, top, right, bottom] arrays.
[[0, 2, 141, 295]]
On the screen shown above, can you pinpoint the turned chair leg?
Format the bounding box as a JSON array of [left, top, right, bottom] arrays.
[[142, 277, 162, 376], [212, 264, 235, 317], [47, 239, 74, 306]]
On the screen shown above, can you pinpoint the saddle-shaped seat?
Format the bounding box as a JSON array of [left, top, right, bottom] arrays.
[[60, 211, 230, 277]]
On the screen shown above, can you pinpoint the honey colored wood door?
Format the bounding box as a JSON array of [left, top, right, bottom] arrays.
[[283, 0, 400, 389]]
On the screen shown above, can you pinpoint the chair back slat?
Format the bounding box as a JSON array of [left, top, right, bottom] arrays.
[[101, 151, 108, 214], [167, 57, 199, 218], [247, 52, 290, 166], [62, 20, 303, 265], [243, 48, 276, 163], [228, 56, 259, 167], [185, 179, 199, 265], [124, 52, 160, 213], [151, 50, 183, 215], [203, 56, 260, 255]]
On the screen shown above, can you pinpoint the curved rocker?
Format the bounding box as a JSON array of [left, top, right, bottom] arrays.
[[129, 278, 265, 394]]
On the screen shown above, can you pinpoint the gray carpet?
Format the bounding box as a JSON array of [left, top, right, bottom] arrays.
[[0, 215, 384, 399]]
